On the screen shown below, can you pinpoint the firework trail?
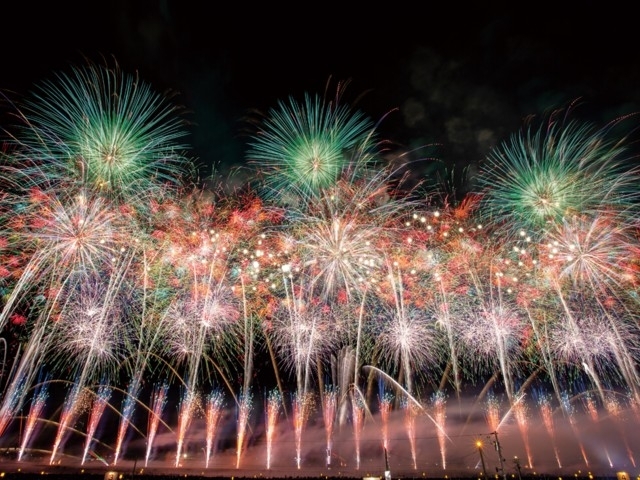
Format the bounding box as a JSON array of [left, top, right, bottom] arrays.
[[626, 390, 640, 421], [512, 394, 533, 468], [376, 262, 439, 396], [17, 383, 48, 461], [485, 393, 502, 432], [334, 346, 357, 427], [581, 392, 611, 467], [175, 388, 198, 468], [145, 382, 169, 467], [560, 392, 589, 467], [321, 386, 337, 467], [50, 383, 84, 465], [525, 304, 565, 408], [433, 275, 463, 396], [0, 191, 133, 421], [125, 247, 179, 416], [402, 397, 418, 470], [0, 188, 126, 334], [113, 379, 141, 466], [364, 364, 451, 447], [290, 391, 314, 469], [0, 370, 27, 439], [204, 389, 225, 468], [81, 384, 111, 465], [235, 390, 253, 469], [265, 389, 281, 470], [583, 391, 600, 423], [379, 390, 393, 452], [547, 308, 615, 405], [544, 212, 640, 402], [458, 256, 528, 403], [271, 279, 337, 396], [50, 262, 135, 394], [163, 209, 242, 399], [536, 392, 562, 468], [351, 390, 366, 470], [432, 390, 447, 470], [603, 393, 635, 468]]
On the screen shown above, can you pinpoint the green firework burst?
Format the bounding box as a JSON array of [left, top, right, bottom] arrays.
[[476, 107, 640, 237], [13, 60, 195, 203], [246, 90, 378, 205]]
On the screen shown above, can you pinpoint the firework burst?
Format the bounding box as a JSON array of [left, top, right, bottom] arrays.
[[477, 105, 640, 238], [1, 64, 640, 476], [10, 60, 194, 204], [246, 83, 378, 205]]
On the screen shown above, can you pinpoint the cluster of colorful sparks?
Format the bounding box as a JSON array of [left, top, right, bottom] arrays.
[[1, 60, 640, 474]]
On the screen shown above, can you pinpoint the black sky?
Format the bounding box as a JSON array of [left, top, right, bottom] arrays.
[[3, 1, 640, 189]]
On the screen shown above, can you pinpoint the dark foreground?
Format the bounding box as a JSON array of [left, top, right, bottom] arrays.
[[1, 458, 636, 480], [0, 475, 633, 480], [0, 468, 635, 480]]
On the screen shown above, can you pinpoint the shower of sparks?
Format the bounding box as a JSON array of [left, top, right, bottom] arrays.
[[50, 384, 85, 465], [265, 389, 281, 470], [175, 389, 198, 468], [485, 393, 502, 432], [401, 396, 419, 470], [291, 391, 314, 469], [81, 384, 111, 465], [113, 380, 141, 466], [351, 392, 366, 470], [603, 393, 636, 468], [18, 385, 48, 461], [512, 394, 533, 468], [432, 390, 447, 470], [379, 391, 393, 451], [145, 382, 169, 467], [205, 389, 225, 468], [0, 375, 26, 439], [537, 392, 562, 468], [236, 391, 253, 469], [321, 386, 337, 467], [561, 392, 590, 467]]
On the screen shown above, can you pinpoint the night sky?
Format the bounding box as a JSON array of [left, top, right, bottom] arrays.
[[3, 1, 640, 191]]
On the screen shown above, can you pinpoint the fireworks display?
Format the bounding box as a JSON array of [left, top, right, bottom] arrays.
[[1, 60, 640, 476]]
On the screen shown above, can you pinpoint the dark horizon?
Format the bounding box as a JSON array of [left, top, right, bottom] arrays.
[[0, 460, 633, 480]]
